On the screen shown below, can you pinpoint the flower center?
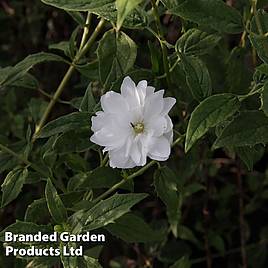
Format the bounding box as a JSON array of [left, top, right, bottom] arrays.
[[132, 122, 144, 134]]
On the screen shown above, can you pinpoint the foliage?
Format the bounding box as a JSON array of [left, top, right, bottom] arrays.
[[0, 0, 268, 267]]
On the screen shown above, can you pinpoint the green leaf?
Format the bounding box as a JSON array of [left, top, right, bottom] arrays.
[[208, 232, 225, 255], [116, 0, 142, 31], [154, 167, 181, 237], [82, 256, 102, 268], [185, 94, 241, 152], [176, 28, 221, 56], [9, 73, 39, 89], [25, 192, 84, 224], [79, 83, 97, 112], [75, 60, 99, 80], [1, 167, 28, 207], [49, 41, 70, 55], [97, 30, 137, 88], [162, 0, 243, 34], [250, 10, 268, 64], [24, 198, 50, 224], [105, 213, 164, 242], [41, 0, 146, 29], [213, 111, 268, 149], [170, 256, 191, 268], [180, 54, 212, 101], [54, 129, 94, 154], [177, 225, 200, 246], [60, 242, 78, 268], [261, 81, 268, 116], [45, 178, 68, 223], [250, 33, 268, 65], [68, 167, 133, 192], [67, 11, 85, 25], [0, 221, 53, 242], [38, 112, 90, 138], [74, 193, 147, 232], [236, 145, 265, 171], [226, 47, 252, 95], [0, 52, 66, 87], [183, 183, 205, 197]]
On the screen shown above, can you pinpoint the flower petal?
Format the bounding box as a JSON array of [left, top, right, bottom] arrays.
[[161, 97, 176, 115], [136, 80, 147, 106], [146, 116, 167, 137], [109, 147, 136, 168], [144, 90, 164, 120], [101, 91, 128, 114], [121, 76, 136, 96], [148, 136, 171, 161]]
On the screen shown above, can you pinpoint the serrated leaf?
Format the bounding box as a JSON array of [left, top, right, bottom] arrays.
[[170, 256, 191, 268], [45, 178, 68, 223], [49, 41, 70, 55], [67, 11, 85, 25], [213, 111, 268, 149], [75, 60, 99, 80], [176, 28, 221, 56], [154, 167, 180, 237], [97, 30, 137, 88], [185, 94, 241, 152], [116, 0, 142, 31], [177, 225, 200, 246], [70, 193, 147, 233], [1, 167, 28, 207], [41, 0, 146, 29], [60, 242, 77, 268], [79, 83, 97, 112], [250, 33, 268, 65], [54, 129, 94, 154], [38, 112, 90, 138], [105, 213, 164, 242], [0, 221, 53, 242], [68, 167, 133, 192], [0, 52, 66, 87], [162, 0, 243, 34], [180, 54, 212, 101], [250, 10, 268, 64], [235, 145, 265, 171], [82, 256, 102, 268], [261, 81, 268, 116], [83, 193, 147, 231]]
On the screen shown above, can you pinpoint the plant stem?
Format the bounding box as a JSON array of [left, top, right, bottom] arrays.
[[252, 0, 263, 35], [100, 153, 109, 167], [0, 143, 47, 177], [32, 18, 105, 141], [79, 12, 92, 50], [240, 5, 254, 48], [94, 160, 157, 203], [0, 143, 66, 192], [93, 135, 184, 202], [151, 0, 171, 88]]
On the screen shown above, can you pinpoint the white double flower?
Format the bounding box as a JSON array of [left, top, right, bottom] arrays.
[[90, 76, 176, 168]]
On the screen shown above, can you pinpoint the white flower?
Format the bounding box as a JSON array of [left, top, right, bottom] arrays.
[[90, 76, 176, 168]]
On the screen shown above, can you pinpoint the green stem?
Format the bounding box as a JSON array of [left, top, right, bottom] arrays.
[[94, 135, 184, 202], [0, 143, 66, 192], [151, 0, 171, 88], [79, 12, 92, 50], [94, 160, 158, 203], [32, 18, 105, 141], [101, 153, 109, 167], [0, 143, 47, 177], [252, 0, 263, 35]]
